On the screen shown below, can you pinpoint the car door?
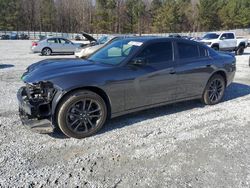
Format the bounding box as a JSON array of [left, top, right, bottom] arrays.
[[226, 33, 237, 50], [174, 41, 214, 99], [47, 38, 60, 52], [124, 41, 178, 110], [219, 33, 230, 50], [59, 38, 76, 52], [219, 33, 236, 50]]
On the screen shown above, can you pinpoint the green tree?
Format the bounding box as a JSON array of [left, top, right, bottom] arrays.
[[219, 0, 250, 29], [39, 0, 56, 32], [197, 0, 221, 31], [124, 0, 145, 34], [0, 0, 20, 31], [94, 0, 117, 33], [153, 0, 189, 33]]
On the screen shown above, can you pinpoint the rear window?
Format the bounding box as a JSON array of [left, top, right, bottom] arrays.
[[199, 46, 208, 57], [177, 42, 199, 59], [227, 33, 234, 39]]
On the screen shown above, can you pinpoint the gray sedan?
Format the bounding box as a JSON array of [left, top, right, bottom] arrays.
[[18, 37, 236, 138], [31, 37, 83, 56]]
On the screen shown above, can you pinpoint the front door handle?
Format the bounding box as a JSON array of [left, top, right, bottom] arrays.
[[206, 64, 211, 67]]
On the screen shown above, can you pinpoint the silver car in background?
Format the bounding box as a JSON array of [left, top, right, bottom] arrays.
[[31, 37, 83, 56]]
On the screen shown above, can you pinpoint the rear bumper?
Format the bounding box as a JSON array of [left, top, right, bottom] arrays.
[[17, 87, 53, 134], [31, 46, 41, 53], [227, 71, 235, 87]]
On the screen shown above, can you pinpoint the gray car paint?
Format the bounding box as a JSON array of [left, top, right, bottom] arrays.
[[22, 37, 236, 126]]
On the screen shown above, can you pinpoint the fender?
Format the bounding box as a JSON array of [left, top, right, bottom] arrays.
[[237, 42, 246, 49], [211, 43, 219, 48]]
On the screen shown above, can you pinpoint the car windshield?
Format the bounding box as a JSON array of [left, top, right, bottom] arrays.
[[202, 33, 220, 40], [97, 36, 109, 44], [88, 39, 143, 65]]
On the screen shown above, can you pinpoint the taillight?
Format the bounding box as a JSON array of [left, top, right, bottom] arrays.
[[32, 42, 38, 46]]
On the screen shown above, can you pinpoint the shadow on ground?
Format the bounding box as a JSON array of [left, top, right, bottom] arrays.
[[48, 82, 250, 139], [0, 64, 14, 69]]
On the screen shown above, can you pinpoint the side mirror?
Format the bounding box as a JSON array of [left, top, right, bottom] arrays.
[[131, 57, 146, 66], [220, 36, 226, 40]]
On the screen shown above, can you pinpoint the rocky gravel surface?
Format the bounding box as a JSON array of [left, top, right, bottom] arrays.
[[0, 40, 250, 187]]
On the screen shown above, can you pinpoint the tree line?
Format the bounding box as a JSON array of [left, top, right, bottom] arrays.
[[0, 0, 249, 34]]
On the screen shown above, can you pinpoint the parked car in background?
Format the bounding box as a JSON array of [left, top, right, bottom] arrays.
[[1, 33, 29, 40], [169, 34, 182, 38], [181, 36, 193, 40], [10, 33, 19, 40], [18, 37, 236, 138], [75, 35, 132, 58], [19, 33, 29, 40], [80, 32, 97, 43], [200, 32, 248, 55], [75, 35, 81, 41], [31, 37, 83, 55], [1, 34, 10, 40], [39, 35, 47, 41]]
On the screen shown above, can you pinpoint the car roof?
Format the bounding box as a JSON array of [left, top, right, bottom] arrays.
[[117, 36, 195, 43], [115, 37, 209, 49]]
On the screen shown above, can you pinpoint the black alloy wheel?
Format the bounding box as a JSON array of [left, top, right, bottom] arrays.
[[57, 90, 107, 139], [203, 74, 225, 105]]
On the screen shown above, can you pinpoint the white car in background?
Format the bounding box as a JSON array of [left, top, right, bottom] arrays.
[[200, 32, 248, 55], [75, 35, 133, 58]]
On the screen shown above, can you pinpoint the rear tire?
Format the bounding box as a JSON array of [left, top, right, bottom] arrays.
[[57, 90, 107, 139], [42, 48, 52, 56], [236, 45, 244, 55], [202, 74, 226, 105]]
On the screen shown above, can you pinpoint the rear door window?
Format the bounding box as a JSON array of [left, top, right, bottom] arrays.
[[227, 33, 235, 39], [199, 46, 208, 57], [177, 42, 199, 59], [136, 42, 173, 63], [47, 38, 58, 43]]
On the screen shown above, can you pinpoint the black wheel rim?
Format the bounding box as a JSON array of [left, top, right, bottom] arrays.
[[208, 79, 224, 102], [66, 99, 102, 134]]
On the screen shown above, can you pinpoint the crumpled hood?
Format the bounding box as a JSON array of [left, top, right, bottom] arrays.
[[22, 58, 107, 83]]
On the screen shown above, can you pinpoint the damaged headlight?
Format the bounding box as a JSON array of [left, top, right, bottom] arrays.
[[25, 81, 56, 102]]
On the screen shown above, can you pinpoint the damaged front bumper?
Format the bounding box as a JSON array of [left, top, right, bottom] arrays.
[[17, 86, 54, 134]]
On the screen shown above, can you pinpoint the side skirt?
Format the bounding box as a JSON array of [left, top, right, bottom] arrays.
[[111, 95, 201, 118]]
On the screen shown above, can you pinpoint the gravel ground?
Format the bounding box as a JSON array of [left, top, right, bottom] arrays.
[[0, 40, 250, 188]]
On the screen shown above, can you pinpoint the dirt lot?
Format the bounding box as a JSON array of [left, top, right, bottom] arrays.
[[0, 40, 250, 187]]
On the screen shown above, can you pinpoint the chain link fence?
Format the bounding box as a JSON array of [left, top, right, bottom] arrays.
[[1, 28, 250, 40]]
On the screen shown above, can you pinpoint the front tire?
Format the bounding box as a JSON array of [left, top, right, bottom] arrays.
[[202, 74, 226, 105], [57, 90, 107, 139], [212, 46, 219, 51]]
